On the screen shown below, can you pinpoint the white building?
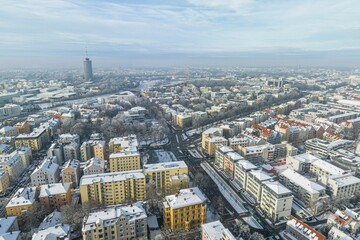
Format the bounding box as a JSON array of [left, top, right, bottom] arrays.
[[234, 160, 258, 188], [82, 202, 147, 240], [83, 157, 105, 175], [201, 221, 236, 240], [30, 157, 60, 186], [326, 174, 360, 200], [32, 224, 71, 240], [245, 170, 272, 202], [260, 180, 293, 222]]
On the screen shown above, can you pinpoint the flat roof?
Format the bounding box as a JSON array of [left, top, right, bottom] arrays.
[[263, 180, 292, 195], [281, 169, 325, 194], [144, 161, 187, 172], [311, 159, 347, 175], [80, 170, 144, 185]]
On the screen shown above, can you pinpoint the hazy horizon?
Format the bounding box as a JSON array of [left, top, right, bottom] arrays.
[[1, 0, 360, 69]]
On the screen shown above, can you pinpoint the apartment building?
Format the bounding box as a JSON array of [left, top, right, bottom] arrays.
[[109, 134, 138, 153], [260, 180, 293, 222], [6, 187, 38, 217], [15, 127, 48, 151], [0, 216, 19, 239], [280, 169, 328, 208], [223, 152, 244, 178], [143, 161, 189, 195], [63, 141, 80, 162], [286, 153, 319, 173], [30, 157, 60, 186], [82, 202, 147, 240], [238, 144, 275, 162], [32, 224, 71, 240], [201, 221, 236, 240], [163, 187, 206, 231], [0, 171, 10, 193], [245, 170, 272, 202], [0, 151, 25, 181], [201, 128, 223, 154], [283, 216, 325, 240], [80, 170, 146, 206], [83, 157, 105, 175], [80, 140, 106, 161], [309, 159, 348, 185], [305, 138, 353, 158], [214, 145, 234, 170], [109, 150, 141, 172], [61, 159, 80, 186], [326, 174, 360, 200], [203, 137, 228, 157], [234, 160, 258, 189], [39, 183, 72, 212]]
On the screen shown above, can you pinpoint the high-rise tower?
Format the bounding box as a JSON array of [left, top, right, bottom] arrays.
[[83, 49, 93, 81]]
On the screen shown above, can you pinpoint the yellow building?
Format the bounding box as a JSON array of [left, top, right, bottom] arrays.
[[163, 187, 206, 232], [0, 171, 10, 193], [79, 170, 146, 206], [143, 161, 189, 195], [14, 128, 47, 151], [61, 159, 80, 186], [0, 152, 25, 181], [203, 137, 228, 157], [108, 135, 138, 153], [80, 140, 106, 161], [174, 114, 192, 128], [109, 151, 141, 172], [6, 187, 38, 217], [201, 128, 223, 151]]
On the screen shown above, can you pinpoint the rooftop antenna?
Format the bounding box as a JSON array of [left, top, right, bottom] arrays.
[[85, 46, 88, 59]]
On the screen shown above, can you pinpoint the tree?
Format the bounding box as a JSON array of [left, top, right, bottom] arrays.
[[233, 219, 250, 238], [61, 204, 90, 232]]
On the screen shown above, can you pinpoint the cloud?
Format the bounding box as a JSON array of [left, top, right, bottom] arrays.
[[186, 0, 253, 14]]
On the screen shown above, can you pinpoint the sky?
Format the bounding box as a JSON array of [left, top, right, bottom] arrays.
[[0, 0, 359, 68]]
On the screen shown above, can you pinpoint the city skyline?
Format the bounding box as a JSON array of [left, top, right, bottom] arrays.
[[0, 0, 359, 68]]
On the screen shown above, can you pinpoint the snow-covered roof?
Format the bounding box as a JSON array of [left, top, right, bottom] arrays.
[[80, 170, 144, 185], [280, 169, 325, 194], [163, 187, 206, 209]]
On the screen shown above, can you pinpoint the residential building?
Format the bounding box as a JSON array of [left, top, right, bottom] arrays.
[[280, 169, 328, 208], [328, 226, 353, 240], [0, 151, 25, 181], [202, 128, 223, 153], [245, 170, 272, 202], [214, 145, 234, 170], [109, 150, 141, 172], [32, 224, 71, 240], [203, 137, 228, 157], [59, 133, 80, 145], [82, 202, 147, 240], [83, 157, 105, 175], [286, 153, 319, 173], [201, 221, 236, 240], [223, 152, 244, 178], [47, 142, 64, 165], [305, 138, 353, 158], [143, 161, 189, 195], [61, 159, 80, 186], [309, 159, 348, 185], [30, 157, 60, 186], [80, 140, 106, 161], [80, 170, 146, 206], [327, 208, 360, 234], [13, 121, 31, 134], [174, 114, 192, 128], [238, 144, 275, 162], [163, 187, 206, 231], [260, 180, 293, 222], [0, 126, 17, 137], [0, 171, 10, 193], [283, 216, 325, 240], [0, 216, 19, 235], [109, 134, 138, 153], [234, 160, 258, 188], [6, 187, 38, 217], [326, 174, 360, 199], [63, 141, 80, 162], [39, 183, 72, 212], [15, 127, 48, 151]]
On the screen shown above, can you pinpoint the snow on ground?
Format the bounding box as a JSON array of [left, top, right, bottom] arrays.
[[242, 217, 264, 229], [201, 162, 248, 214], [206, 205, 220, 222], [186, 129, 202, 137], [154, 150, 177, 163], [188, 149, 203, 159]]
